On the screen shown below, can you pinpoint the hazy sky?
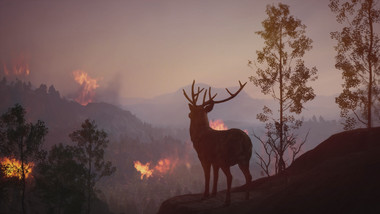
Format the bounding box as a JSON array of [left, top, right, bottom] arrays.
[[0, 0, 349, 99]]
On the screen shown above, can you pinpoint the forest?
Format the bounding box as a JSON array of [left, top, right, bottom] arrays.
[[1, 0, 379, 214]]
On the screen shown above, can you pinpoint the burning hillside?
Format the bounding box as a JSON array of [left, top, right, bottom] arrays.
[[73, 70, 100, 106], [134, 158, 178, 180], [2, 54, 30, 79]]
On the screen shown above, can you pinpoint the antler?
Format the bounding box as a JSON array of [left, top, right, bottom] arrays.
[[183, 80, 205, 105], [202, 81, 247, 107], [183, 80, 247, 107]]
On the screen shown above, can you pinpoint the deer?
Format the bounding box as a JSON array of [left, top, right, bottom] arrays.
[[183, 80, 252, 206]]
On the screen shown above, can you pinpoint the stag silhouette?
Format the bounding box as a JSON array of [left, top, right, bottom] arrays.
[[183, 80, 252, 206]]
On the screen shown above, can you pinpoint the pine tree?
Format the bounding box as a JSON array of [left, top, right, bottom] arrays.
[[69, 119, 116, 214], [0, 104, 47, 214]]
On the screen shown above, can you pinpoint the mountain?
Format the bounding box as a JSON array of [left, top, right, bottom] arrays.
[[0, 79, 161, 146], [158, 127, 380, 214], [123, 83, 339, 127]]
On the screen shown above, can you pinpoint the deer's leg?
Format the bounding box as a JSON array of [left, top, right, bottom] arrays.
[[221, 166, 232, 206], [238, 162, 252, 200], [211, 164, 219, 196], [201, 161, 211, 199]]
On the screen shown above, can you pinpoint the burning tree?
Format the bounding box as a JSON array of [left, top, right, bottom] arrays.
[[249, 3, 317, 175], [0, 104, 48, 214], [69, 119, 116, 214]]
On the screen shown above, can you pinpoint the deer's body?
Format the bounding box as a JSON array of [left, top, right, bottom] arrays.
[[184, 80, 252, 206], [191, 126, 252, 167]]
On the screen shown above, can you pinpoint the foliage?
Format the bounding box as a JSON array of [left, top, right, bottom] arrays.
[[249, 3, 317, 174], [329, 0, 380, 129], [69, 119, 116, 214], [0, 103, 47, 214], [36, 143, 86, 214]]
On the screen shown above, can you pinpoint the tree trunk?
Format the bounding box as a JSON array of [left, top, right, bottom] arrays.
[[367, 0, 374, 129], [87, 143, 92, 214], [20, 141, 26, 214], [278, 27, 285, 173]]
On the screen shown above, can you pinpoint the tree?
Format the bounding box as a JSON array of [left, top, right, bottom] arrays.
[[329, 0, 380, 130], [0, 104, 48, 214], [249, 3, 317, 174], [36, 143, 86, 214], [69, 119, 116, 214]]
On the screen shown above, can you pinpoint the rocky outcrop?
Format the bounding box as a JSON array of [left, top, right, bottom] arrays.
[[158, 127, 380, 214]]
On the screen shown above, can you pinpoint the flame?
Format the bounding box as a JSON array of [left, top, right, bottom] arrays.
[[134, 158, 177, 180], [209, 119, 228, 130], [72, 70, 99, 106], [134, 161, 153, 180], [0, 157, 34, 179], [2, 54, 30, 77]]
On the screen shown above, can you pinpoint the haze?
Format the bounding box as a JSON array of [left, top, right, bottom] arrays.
[[1, 0, 342, 100]]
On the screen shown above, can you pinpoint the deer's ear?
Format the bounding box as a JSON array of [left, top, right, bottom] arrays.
[[205, 103, 214, 113], [188, 104, 194, 111]]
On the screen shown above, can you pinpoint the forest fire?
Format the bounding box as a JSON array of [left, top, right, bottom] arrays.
[[2, 54, 30, 78], [209, 119, 228, 130], [72, 70, 99, 106], [0, 157, 34, 179], [134, 158, 177, 180], [134, 161, 153, 179]]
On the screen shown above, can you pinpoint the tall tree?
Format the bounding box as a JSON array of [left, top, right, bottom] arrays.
[[329, 0, 380, 130], [69, 119, 116, 214], [36, 143, 86, 214], [0, 104, 47, 214], [249, 3, 317, 174]]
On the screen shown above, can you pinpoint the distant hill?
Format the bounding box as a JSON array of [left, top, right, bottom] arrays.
[[123, 83, 339, 127], [158, 127, 380, 214], [123, 83, 270, 127], [0, 78, 162, 147]]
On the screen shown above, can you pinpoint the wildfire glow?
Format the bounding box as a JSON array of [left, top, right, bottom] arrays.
[[209, 119, 228, 130], [72, 70, 99, 106], [134, 158, 177, 180], [3, 54, 30, 77], [0, 157, 34, 179], [134, 161, 153, 180]]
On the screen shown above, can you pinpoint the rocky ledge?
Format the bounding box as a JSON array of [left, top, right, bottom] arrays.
[[158, 127, 380, 214]]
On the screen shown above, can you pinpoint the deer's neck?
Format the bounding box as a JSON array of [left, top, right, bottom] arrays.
[[189, 118, 211, 143]]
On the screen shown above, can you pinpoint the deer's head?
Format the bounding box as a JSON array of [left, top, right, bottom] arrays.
[[183, 80, 247, 126]]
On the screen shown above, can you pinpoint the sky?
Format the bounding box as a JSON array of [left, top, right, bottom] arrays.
[[0, 0, 349, 100]]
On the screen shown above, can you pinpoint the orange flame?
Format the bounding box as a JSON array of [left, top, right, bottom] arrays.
[[209, 119, 228, 130], [3, 54, 30, 77], [0, 157, 34, 179], [72, 70, 99, 106], [134, 161, 153, 180], [134, 158, 177, 180]]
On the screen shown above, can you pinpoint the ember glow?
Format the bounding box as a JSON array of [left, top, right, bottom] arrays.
[[134, 158, 177, 180], [134, 161, 153, 180], [209, 119, 228, 131], [3, 54, 30, 78], [73, 70, 100, 106], [0, 157, 34, 179]]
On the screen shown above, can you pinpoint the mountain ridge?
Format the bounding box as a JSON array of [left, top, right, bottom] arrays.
[[122, 83, 339, 127]]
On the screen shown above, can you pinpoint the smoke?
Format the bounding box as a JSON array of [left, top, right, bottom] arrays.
[[95, 72, 124, 106]]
